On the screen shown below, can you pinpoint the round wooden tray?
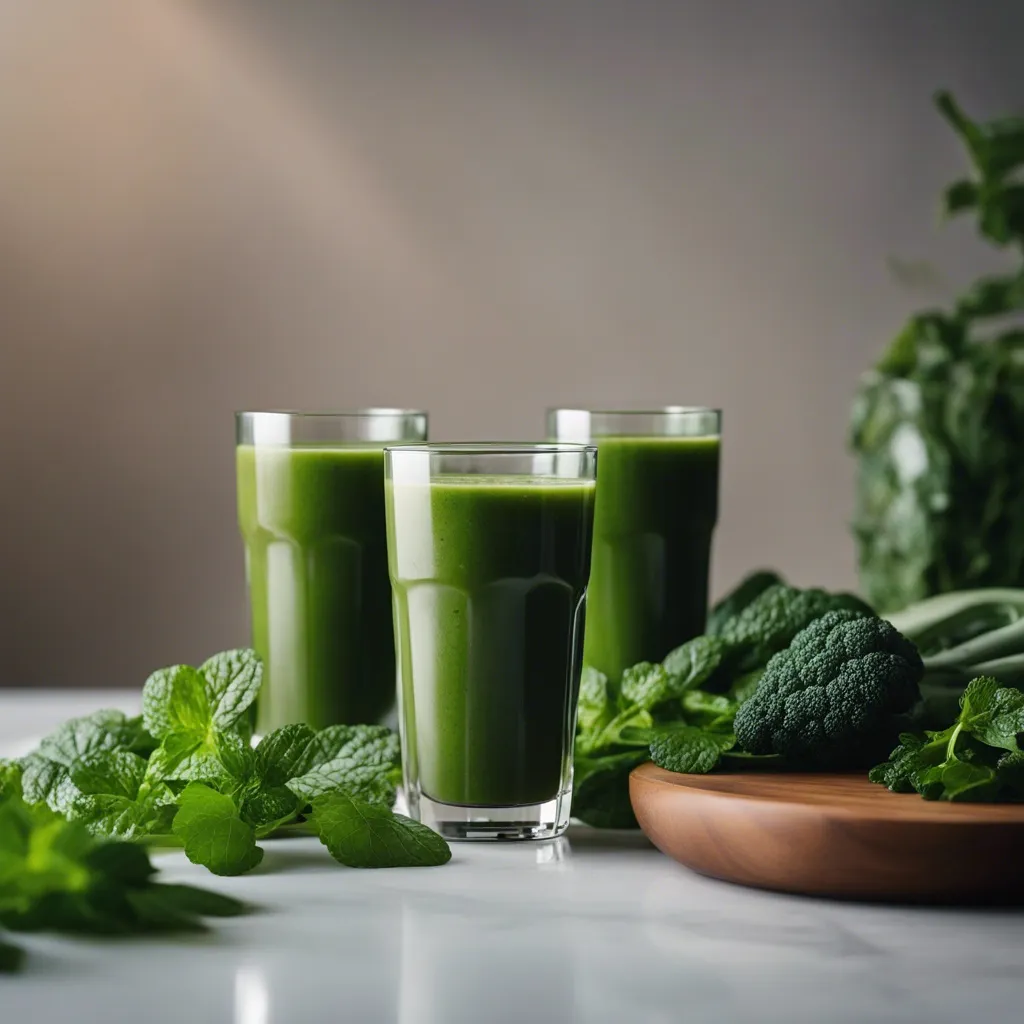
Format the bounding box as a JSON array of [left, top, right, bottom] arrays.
[[629, 762, 1024, 903]]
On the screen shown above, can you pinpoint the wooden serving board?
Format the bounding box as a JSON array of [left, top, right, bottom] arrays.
[[629, 762, 1024, 903]]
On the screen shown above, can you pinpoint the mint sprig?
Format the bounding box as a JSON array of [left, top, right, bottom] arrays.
[[0, 778, 247, 971], [15, 649, 450, 876], [870, 676, 1024, 801]]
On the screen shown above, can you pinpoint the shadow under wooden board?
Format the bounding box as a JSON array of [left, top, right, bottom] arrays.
[[629, 762, 1024, 904]]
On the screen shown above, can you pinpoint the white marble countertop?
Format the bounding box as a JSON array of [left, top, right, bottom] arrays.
[[3, 690, 1024, 1023]]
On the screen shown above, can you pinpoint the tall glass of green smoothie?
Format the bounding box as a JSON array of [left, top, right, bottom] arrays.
[[236, 410, 427, 734], [548, 408, 721, 683], [385, 443, 597, 840]]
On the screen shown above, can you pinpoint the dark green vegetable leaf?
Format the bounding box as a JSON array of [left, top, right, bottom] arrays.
[[680, 690, 739, 730], [21, 711, 156, 815], [649, 726, 735, 774], [853, 92, 1024, 610], [870, 676, 1024, 802], [576, 667, 612, 735], [69, 750, 148, 801], [310, 793, 451, 868], [619, 663, 672, 711], [172, 784, 263, 876], [199, 649, 263, 732], [142, 666, 210, 741], [286, 725, 400, 808], [571, 751, 648, 829], [0, 762, 21, 801], [0, 782, 248, 960], [661, 635, 731, 693], [706, 570, 785, 635]]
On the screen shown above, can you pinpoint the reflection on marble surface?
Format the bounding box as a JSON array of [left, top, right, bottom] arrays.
[[234, 966, 270, 1024], [3, 694, 1024, 1023]]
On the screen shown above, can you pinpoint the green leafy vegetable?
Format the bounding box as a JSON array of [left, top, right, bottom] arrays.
[[851, 92, 1024, 612], [20, 710, 156, 815], [649, 727, 735, 774], [718, 583, 874, 669], [143, 650, 261, 781], [706, 570, 785, 635], [285, 725, 400, 807], [172, 783, 263, 876], [870, 676, 1024, 801], [571, 751, 649, 829], [310, 793, 451, 868], [572, 581, 882, 826], [14, 648, 450, 877], [0, 778, 248, 971]]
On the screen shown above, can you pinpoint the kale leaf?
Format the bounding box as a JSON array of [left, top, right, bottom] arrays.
[[851, 92, 1024, 612]]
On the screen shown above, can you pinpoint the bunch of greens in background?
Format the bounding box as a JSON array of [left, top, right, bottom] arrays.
[[0, 760, 247, 973], [870, 676, 1024, 801], [17, 649, 450, 875], [572, 575, 905, 827], [850, 91, 1024, 613], [887, 588, 1024, 726]]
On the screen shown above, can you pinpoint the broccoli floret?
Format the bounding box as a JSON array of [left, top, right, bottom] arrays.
[[719, 583, 874, 667], [733, 610, 924, 768]]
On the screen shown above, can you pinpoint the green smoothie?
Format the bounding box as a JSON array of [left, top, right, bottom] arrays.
[[387, 476, 596, 807], [584, 435, 720, 682], [237, 444, 395, 732]]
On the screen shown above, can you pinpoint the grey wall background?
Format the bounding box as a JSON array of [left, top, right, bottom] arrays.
[[0, 0, 1021, 688]]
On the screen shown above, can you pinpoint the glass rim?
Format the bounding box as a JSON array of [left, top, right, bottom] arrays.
[[236, 408, 427, 420], [385, 441, 597, 455], [546, 405, 720, 417]]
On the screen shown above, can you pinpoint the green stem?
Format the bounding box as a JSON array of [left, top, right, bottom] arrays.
[[946, 722, 964, 762]]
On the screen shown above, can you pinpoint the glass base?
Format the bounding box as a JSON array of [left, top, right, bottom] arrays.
[[408, 789, 573, 842]]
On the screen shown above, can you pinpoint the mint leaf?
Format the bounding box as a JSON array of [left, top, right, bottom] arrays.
[[971, 687, 1024, 752], [576, 667, 611, 735], [620, 663, 671, 711], [70, 750, 148, 800], [172, 784, 263, 876], [287, 763, 397, 808], [38, 710, 154, 764], [310, 793, 450, 868], [575, 706, 654, 757], [649, 726, 735, 774], [61, 751, 175, 840], [0, 762, 20, 802], [287, 725, 400, 807], [19, 755, 79, 814], [142, 666, 210, 740], [141, 651, 262, 784], [199, 649, 263, 732], [21, 711, 156, 814], [254, 724, 320, 781], [958, 675, 999, 724], [662, 635, 730, 692], [0, 785, 247, 955], [681, 690, 739, 730]]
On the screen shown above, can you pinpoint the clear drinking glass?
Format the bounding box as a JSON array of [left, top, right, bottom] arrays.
[[547, 408, 721, 683], [236, 409, 427, 734], [385, 443, 598, 840]]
